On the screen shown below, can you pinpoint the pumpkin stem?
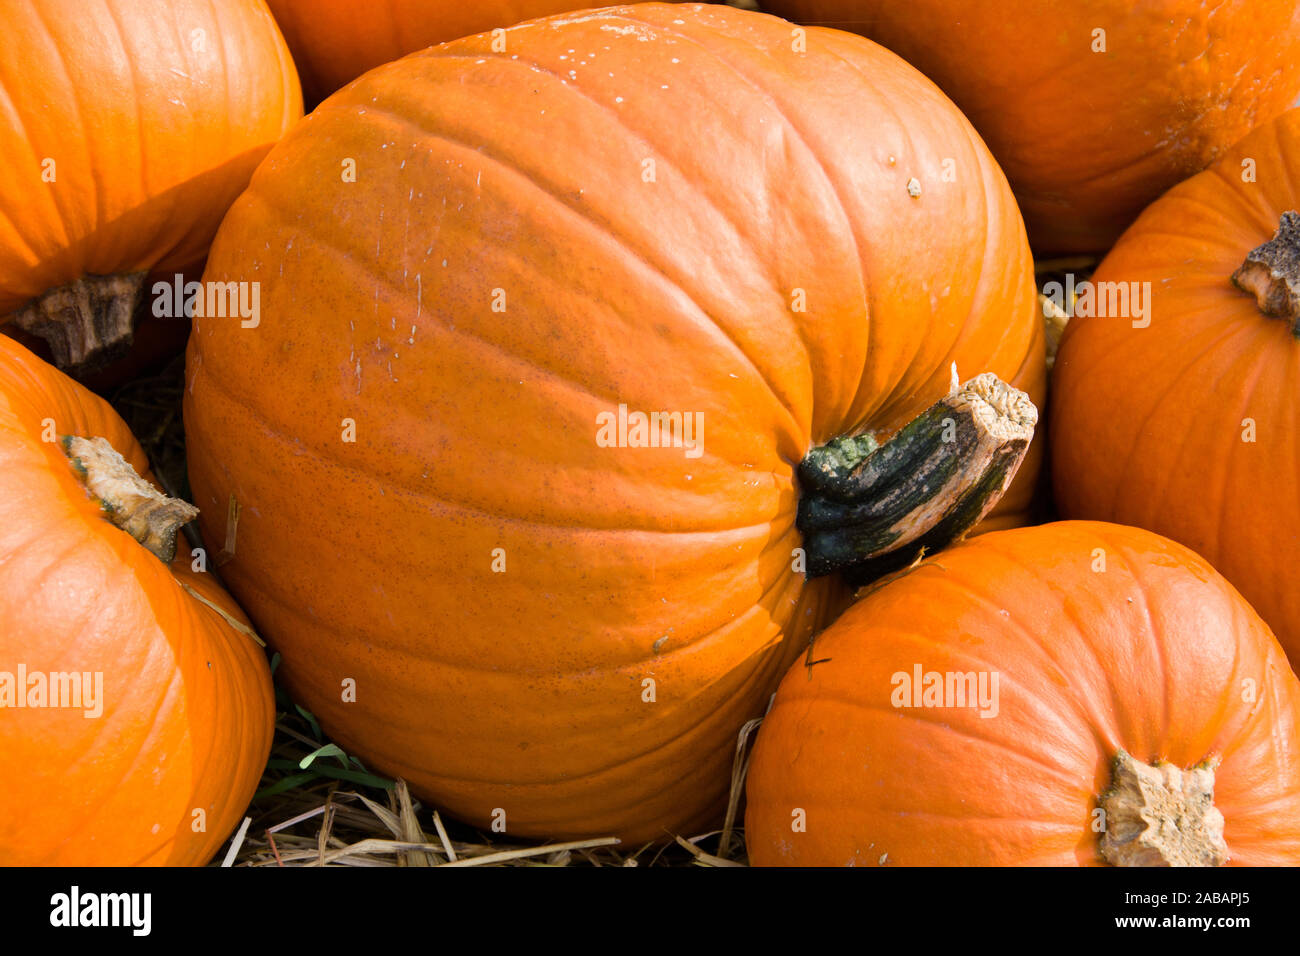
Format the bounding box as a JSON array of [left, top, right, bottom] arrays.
[[796, 371, 1037, 584], [1232, 210, 1300, 331], [1098, 751, 1228, 867], [8, 271, 148, 372], [62, 435, 197, 564]]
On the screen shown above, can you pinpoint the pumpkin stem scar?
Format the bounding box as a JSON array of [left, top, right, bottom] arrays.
[[795, 372, 1037, 586], [7, 271, 148, 372], [61, 435, 198, 564], [1232, 210, 1300, 332], [1099, 751, 1228, 867]]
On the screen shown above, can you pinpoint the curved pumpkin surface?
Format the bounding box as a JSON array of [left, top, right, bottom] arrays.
[[265, 0, 615, 104], [0, 0, 301, 363], [764, 0, 1300, 253], [186, 3, 1043, 841], [1052, 108, 1300, 673], [0, 335, 273, 866], [746, 521, 1300, 866]]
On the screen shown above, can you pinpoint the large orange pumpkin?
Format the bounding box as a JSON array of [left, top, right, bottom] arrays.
[[1053, 107, 1300, 674], [763, 0, 1300, 253], [746, 521, 1300, 866], [265, 0, 612, 105], [0, 335, 273, 866], [185, 3, 1044, 841], [0, 0, 301, 372]]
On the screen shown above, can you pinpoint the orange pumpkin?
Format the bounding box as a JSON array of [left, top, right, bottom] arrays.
[[1053, 107, 1300, 674], [763, 0, 1300, 253], [0, 336, 273, 866], [265, 0, 609, 104], [0, 0, 301, 371], [746, 521, 1300, 866], [185, 3, 1044, 841]]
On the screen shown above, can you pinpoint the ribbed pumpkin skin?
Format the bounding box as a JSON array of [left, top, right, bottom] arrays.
[[0, 0, 301, 315], [764, 0, 1300, 253], [185, 3, 1043, 841], [1052, 109, 1300, 673], [746, 522, 1300, 866], [265, 0, 607, 103], [0, 336, 274, 866]]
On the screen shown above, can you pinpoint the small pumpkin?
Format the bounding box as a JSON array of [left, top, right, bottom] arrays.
[[0, 335, 273, 865], [0, 0, 301, 372], [265, 0, 610, 104], [185, 3, 1044, 841], [746, 521, 1300, 866], [763, 0, 1300, 253], [1052, 107, 1300, 673]]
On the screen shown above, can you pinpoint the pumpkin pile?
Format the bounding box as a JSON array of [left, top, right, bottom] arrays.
[[2, 0, 1299, 868]]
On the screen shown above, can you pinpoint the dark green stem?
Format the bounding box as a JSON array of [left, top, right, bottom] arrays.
[[797, 372, 1037, 585]]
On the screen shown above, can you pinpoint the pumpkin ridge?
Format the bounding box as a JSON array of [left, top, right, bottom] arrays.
[[783, 690, 1089, 791], [34, 612, 183, 862], [338, 80, 809, 436], [196, 357, 793, 536], [1098, 317, 1251, 521], [235, 180, 661, 415], [261, 95, 809, 442], [1101, 531, 1175, 745], [1096, 523, 1266, 765], [1104, 522, 1265, 761], [323, 655, 756, 792], [415, 44, 787, 289], [606, 9, 880, 427], [1200, 321, 1280, 564], [100, 1, 153, 214], [25, 2, 102, 244], [890, 565, 1103, 747], [236, 524, 801, 677], [280, 530, 800, 681], [786, 30, 897, 418], [808, 33, 1003, 424], [933, 524, 1138, 750]]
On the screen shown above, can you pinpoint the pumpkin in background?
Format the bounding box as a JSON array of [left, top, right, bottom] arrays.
[[763, 0, 1300, 253], [185, 3, 1044, 841], [265, 0, 613, 104], [0, 336, 273, 866], [0, 0, 301, 373], [1052, 108, 1300, 674], [746, 521, 1300, 866]]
